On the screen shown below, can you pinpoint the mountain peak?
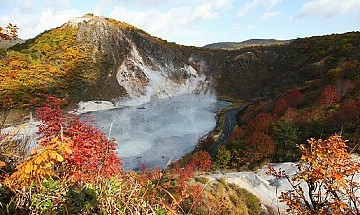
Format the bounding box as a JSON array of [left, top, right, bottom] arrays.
[[52, 14, 207, 104], [66, 14, 141, 32], [67, 14, 109, 28]]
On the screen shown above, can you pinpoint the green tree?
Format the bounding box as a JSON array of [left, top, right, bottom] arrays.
[[214, 146, 231, 170], [272, 120, 299, 162]]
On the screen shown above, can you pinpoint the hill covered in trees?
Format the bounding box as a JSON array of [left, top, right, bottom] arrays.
[[182, 31, 360, 168], [203, 39, 289, 49]]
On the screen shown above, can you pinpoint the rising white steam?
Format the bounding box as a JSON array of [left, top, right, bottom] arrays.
[[115, 44, 208, 106], [87, 94, 228, 170]]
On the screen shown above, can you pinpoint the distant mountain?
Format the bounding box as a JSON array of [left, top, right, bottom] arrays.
[[203, 39, 290, 49]]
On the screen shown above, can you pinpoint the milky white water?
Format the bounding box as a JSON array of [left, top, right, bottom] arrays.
[[85, 94, 229, 170]]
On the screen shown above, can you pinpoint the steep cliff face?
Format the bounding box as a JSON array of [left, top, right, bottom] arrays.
[[66, 14, 208, 104]]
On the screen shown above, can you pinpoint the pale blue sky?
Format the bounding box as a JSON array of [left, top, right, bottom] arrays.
[[1, 0, 360, 46]]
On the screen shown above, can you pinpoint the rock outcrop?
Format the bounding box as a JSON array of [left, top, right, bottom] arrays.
[[66, 14, 208, 105]]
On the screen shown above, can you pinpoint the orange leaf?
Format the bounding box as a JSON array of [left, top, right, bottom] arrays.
[[0, 161, 5, 168]]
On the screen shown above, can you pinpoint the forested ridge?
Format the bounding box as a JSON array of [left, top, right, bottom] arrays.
[[207, 32, 360, 165]]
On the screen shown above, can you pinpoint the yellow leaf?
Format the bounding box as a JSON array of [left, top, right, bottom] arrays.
[[51, 137, 58, 143], [34, 156, 43, 164], [38, 169, 48, 177], [64, 146, 72, 154], [43, 162, 52, 168], [48, 151, 57, 160], [24, 163, 33, 173], [0, 161, 5, 168], [56, 154, 64, 162]]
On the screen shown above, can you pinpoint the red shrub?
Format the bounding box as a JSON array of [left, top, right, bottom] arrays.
[[247, 113, 274, 134], [273, 99, 289, 116], [65, 118, 122, 181], [327, 99, 360, 131], [188, 150, 213, 172], [274, 90, 304, 116], [319, 85, 341, 107], [245, 132, 275, 161], [230, 127, 245, 141], [36, 98, 122, 182], [286, 90, 304, 107]]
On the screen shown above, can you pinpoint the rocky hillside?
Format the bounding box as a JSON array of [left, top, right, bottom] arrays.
[[1, 14, 208, 112], [69, 15, 209, 102]]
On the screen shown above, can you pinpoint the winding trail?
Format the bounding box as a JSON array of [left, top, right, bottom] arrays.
[[209, 103, 250, 155]]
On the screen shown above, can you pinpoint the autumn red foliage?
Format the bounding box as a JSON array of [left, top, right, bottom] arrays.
[[286, 90, 304, 107], [230, 127, 245, 141], [326, 99, 360, 139], [273, 99, 289, 117], [168, 163, 203, 210], [274, 90, 304, 116], [188, 150, 213, 172], [245, 132, 275, 162], [247, 113, 273, 133], [36, 97, 122, 182], [319, 85, 341, 107], [236, 113, 276, 163]]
